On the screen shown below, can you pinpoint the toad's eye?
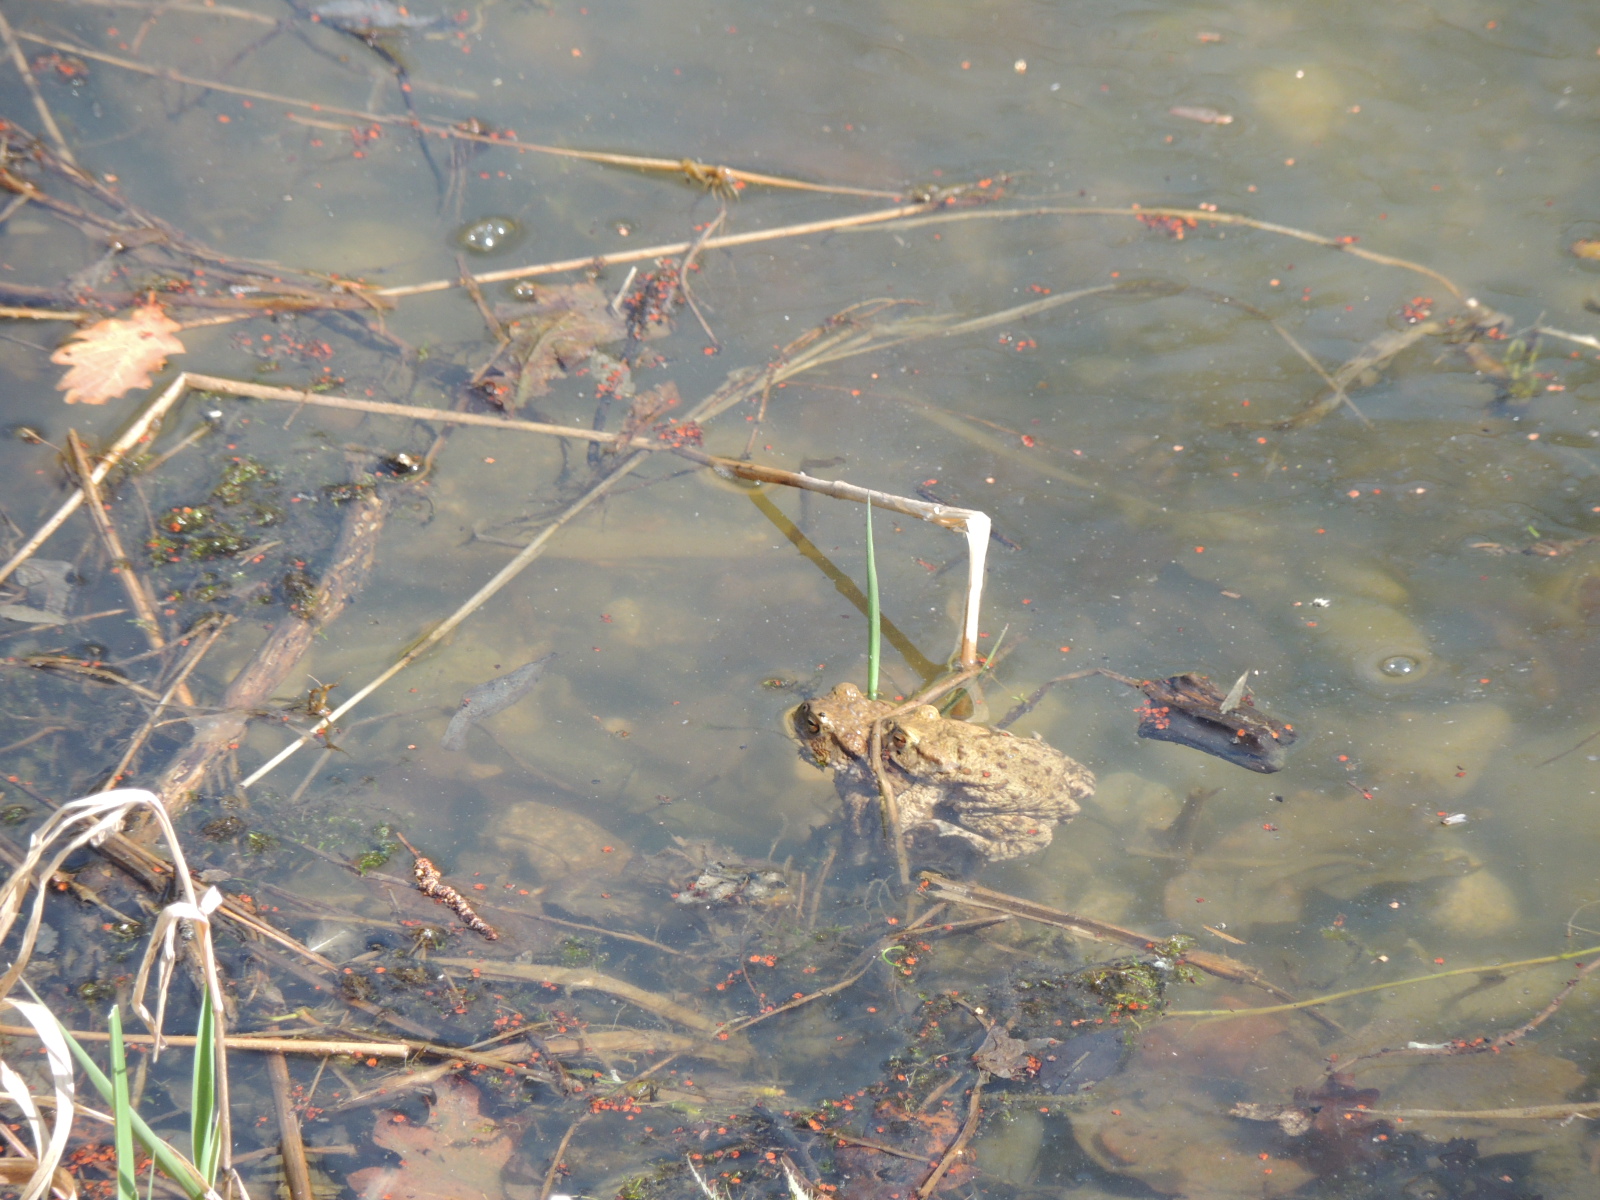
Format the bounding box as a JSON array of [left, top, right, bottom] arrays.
[[802, 714, 822, 735]]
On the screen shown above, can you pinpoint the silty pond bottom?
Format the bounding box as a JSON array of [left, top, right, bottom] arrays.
[[0, 0, 1599, 1197]]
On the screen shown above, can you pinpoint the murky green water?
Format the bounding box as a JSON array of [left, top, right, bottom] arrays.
[[4, 0, 1600, 1196]]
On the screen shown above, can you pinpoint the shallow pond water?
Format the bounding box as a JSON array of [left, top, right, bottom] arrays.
[[3, 0, 1600, 1197]]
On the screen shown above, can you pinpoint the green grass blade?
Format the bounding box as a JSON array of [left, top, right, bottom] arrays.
[[48, 1014, 214, 1200], [190, 988, 219, 1185], [108, 1006, 138, 1200], [865, 498, 881, 700]]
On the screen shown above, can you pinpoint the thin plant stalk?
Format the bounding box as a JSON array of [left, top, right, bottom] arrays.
[[108, 1005, 137, 1200], [865, 499, 880, 699]]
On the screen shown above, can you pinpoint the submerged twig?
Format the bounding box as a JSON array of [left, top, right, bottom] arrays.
[[239, 452, 648, 788], [65, 430, 190, 705], [150, 480, 387, 820], [922, 873, 1340, 1032], [538, 1114, 590, 1200], [430, 959, 720, 1034], [917, 1075, 985, 1198], [0, 10, 76, 165], [103, 614, 234, 788], [266, 1052, 314, 1200], [0, 373, 189, 589], [1168, 942, 1600, 1021]]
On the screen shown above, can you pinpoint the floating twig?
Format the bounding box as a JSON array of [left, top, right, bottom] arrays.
[[181, 372, 655, 447], [14, 29, 900, 201]]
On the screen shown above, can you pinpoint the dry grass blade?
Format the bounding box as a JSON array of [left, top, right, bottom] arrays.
[[0, 789, 237, 1183], [0, 1000, 76, 1200]]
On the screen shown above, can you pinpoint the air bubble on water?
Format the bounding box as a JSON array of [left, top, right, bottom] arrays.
[[1378, 655, 1420, 677]]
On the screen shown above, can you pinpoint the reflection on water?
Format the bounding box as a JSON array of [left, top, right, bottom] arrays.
[[3, 0, 1600, 1194]]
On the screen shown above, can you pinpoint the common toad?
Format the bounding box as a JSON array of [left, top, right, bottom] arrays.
[[886, 704, 1093, 860], [792, 682, 1093, 863]]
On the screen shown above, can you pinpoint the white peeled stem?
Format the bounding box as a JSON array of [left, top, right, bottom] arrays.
[[959, 511, 991, 667], [1, 999, 77, 1200]]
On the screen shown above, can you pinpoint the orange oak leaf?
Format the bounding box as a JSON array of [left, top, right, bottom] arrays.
[[51, 304, 185, 405], [348, 1078, 512, 1200]]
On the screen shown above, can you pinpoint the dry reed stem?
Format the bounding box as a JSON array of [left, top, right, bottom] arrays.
[[1535, 324, 1600, 353], [0, 372, 188, 588], [1167, 941, 1600, 1022], [40, 0, 276, 25], [375, 202, 936, 299], [0, 10, 77, 166], [13, 31, 896, 202], [66, 430, 192, 705], [239, 453, 648, 788], [0, 790, 237, 1180], [0, 1026, 409, 1057], [0, 307, 86, 321], [180, 373, 655, 449], [675, 449, 991, 666], [880, 203, 1468, 300]]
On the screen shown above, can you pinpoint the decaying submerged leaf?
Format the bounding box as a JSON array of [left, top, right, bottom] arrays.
[[51, 304, 185, 405], [348, 1077, 511, 1200]]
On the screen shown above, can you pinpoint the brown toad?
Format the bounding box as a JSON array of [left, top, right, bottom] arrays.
[[885, 704, 1093, 861], [791, 682, 1093, 863]]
